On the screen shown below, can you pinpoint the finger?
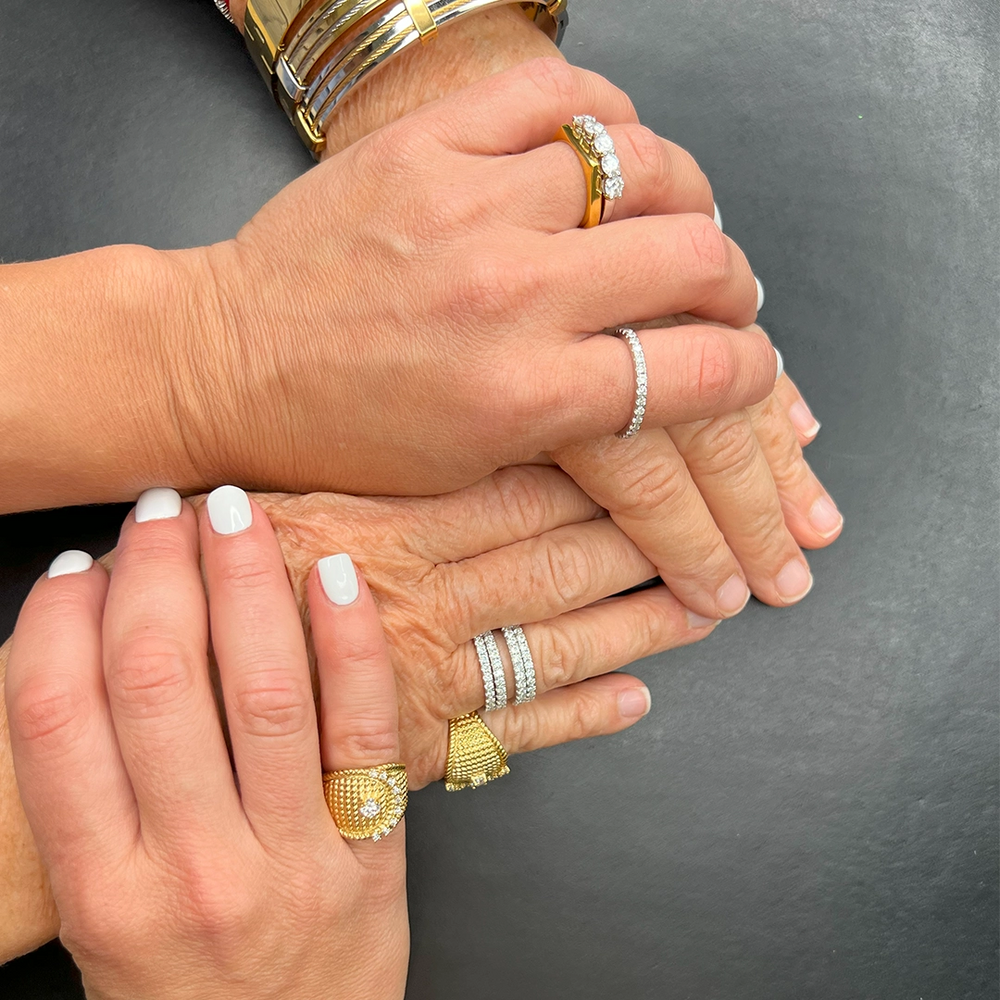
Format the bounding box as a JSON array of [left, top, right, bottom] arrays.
[[506, 123, 713, 232], [667, 411, 816, 607], [553, 430, 750, 620], [488, 673, 653, 759], [405, 465, 606, 565], [412, 57, 640, 154], [550, 213, 759, 331], [465, 585, 714, 719], [774, 372, 822, 446], [200, 486, 326, 843], [102, 495, 240, 844], [309, 556, 404, 861], [748, 390, 844, 550], [442, 516, 657, 643], [6, 554, 135, 871], [550, 324, 779, 447]]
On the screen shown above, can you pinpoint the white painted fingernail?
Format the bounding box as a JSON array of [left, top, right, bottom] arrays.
[[713, 201, 723, 231], [318, 553, 360, 606], [755, 276, 766, 312], [207, 485, 252, 535], [48, 550, 93, 578], [135, 487, 182, 523], [774, 347, 784, 382]]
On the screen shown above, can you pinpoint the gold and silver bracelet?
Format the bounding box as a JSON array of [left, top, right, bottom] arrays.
[[244, 0, 569, 157]]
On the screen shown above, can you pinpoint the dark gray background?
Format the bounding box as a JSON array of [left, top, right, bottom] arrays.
[[1, 0, 997, 997]]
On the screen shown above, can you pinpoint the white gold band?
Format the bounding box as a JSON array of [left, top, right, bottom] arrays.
[[614, 328, 648, 439], [502, 626, 537, 705]]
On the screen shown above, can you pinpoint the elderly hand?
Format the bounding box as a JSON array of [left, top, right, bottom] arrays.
[[6, 492, 409, 999]]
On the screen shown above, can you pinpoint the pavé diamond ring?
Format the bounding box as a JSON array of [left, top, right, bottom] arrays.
[[612, 328, 648, 439], [474, 626, 538, 710], [323, 764, 408, 841], [554, 115, 625, 228]]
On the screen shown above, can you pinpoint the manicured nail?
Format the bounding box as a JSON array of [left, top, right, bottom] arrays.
[[318, 553, 360, 606], [713, 201, 723, 231], [48, 550, 93, 578], [808, 495, 844, 537], [135, 487, 182, 523], [687, 610, 718, 629], [717, 574, 751, 616], [755, 276, 766, 312], [776, 559, 814, 602], [789, 399, 821, 439], [618, 685, 652, 719], [773, 347, 784, 382], [207, 485, 252, 535]]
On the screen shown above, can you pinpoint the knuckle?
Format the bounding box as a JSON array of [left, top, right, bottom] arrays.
[[9, 676, 89, 751], [450, 251, 544, 326], [110, 636, 194, 716], [232, 673, 311, 740], [565, 689, 607, 741], [611, 453, 690, 519], [503, 702, 540, 752], [536, 622, 585, 691], [213, 556, 281, 596], [523, 57, 580, 105], [336, 726, 399, 763], [680, 213, 730, 288], [692, 332, 738, 409], [537, 536, 596, 609], [620, 125, 669, 186], [490, 469, 552, 536], [687, 413, 758, 482]]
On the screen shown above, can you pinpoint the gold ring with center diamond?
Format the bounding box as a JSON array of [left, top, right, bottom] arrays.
[[323, 763, 408, 841], [554, 115, 625, 229]]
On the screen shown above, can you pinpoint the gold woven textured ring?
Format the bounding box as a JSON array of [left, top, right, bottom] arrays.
[[554, 115, 625, 228], [323, 763, 408, 841], [445, 712, 510, 792]]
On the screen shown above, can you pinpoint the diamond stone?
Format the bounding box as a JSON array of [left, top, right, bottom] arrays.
[[601, 153, 620, 175], [359, 798, 382, 819], [604, 175, 625, 199], [593, 133, 614, 155]]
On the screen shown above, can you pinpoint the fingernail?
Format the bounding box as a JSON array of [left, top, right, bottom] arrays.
[[713, 201, 723, 231], [207, 485, 252, 535], [716, 574, 751, 616], [318, 553, 360, 606], [687, 610, 718, 629], [755, 276, 766, 312], [618, 686, 652, 719], [773, 347, 784, 382], [776, 559, 814, 602], [135, 487, 182, 523], [789, 399, 821, 439], [808, 495, 844, 537], [48, 550, 93, 578]]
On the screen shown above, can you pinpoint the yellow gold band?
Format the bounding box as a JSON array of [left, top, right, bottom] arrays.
[[554, 123, 605, 229], [445, 712, 510, 791]]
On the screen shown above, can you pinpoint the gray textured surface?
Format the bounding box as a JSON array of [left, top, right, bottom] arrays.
[[1, 0, 997, 997]]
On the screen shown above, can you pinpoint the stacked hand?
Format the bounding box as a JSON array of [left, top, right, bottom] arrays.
[[6, 493, 409, 999], [178, 58, 839, 620]]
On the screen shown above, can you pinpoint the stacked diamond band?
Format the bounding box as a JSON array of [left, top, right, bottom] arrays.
[[613, 327, 647, 439], [554, 114, 625, 227], [571, 115, 625, 202], [474, 626, 538, 711]]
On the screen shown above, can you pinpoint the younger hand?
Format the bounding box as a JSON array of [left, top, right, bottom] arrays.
[[6, 489, 408, 999]]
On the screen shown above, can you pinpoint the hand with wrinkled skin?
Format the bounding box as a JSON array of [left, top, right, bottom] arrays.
[[0, 464, 700, 961]]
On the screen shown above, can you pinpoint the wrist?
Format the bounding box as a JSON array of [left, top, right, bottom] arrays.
[[229, 2, 560, 156]]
